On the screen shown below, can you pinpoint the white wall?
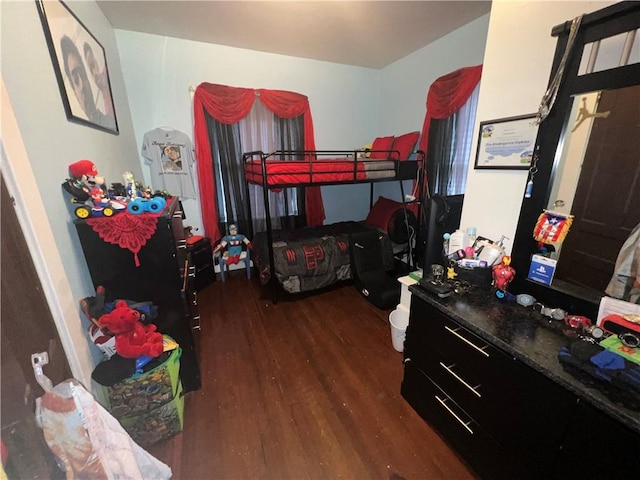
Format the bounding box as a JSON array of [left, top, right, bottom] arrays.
[[115, 30, 382, 228], [379, 14, 491, 135], [460, 0, 616, 254], [375, 13, 490, 202], [1, 0, 142, 386]]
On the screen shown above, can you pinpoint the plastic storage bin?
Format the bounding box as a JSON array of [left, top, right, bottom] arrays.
[[118, 381, 184, 446], [104, 346, 182, 418], [103, 343, 185, 445]]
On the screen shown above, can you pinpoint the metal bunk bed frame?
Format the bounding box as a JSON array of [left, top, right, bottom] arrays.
[[242, 149, 426, 304]]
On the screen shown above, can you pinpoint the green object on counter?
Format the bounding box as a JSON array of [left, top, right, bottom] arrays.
[[408, 270, 423, 281], [599, 335, 640, 365]]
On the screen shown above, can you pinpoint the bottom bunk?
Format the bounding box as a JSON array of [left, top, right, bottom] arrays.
[[252, 221, 395, 295]]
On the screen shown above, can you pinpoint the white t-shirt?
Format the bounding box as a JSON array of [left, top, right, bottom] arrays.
[[141, 128, 197, 199]]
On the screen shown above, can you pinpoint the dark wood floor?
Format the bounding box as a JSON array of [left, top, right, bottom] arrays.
[[148, 272, 475, 480]]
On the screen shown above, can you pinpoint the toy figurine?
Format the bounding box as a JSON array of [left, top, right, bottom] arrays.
[[90, 187, 109, 208], [68, 159, 106, 196], [214, 224, 252, 281], [447, 265, 458, 280], [492, 255, 516, 291], [62, 160, 126, 218]]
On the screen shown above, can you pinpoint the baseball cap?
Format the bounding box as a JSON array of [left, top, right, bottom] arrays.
[[69, 159, 98, 177]]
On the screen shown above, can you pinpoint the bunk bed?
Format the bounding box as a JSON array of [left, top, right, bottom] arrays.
[[243, 149, 424, 304]]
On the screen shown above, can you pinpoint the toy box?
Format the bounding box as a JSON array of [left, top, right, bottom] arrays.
[[104, 346, 181, 418], [118, 381, 184, 446]]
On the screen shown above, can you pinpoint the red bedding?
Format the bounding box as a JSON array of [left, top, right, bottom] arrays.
[[245, 158, 397, 186]]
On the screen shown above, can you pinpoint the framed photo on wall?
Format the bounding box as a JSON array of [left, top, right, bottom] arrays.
[[36, 0, 118, 134], [474, 114, 538, 170]]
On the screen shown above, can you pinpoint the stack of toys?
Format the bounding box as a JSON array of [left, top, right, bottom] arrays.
[[62, 160, 169, 219], [81, 288, 184, 446]]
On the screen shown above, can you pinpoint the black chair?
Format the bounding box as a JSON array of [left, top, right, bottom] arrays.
[[349, 230, 400, 309]]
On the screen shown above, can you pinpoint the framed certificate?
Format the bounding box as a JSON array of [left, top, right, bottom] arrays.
[[474, 114, 538, 170]]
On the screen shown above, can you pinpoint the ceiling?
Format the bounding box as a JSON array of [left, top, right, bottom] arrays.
[[96, 1, 492, 69]]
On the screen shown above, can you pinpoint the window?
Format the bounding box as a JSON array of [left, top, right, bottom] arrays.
[[427, 83, 480, 196], [205, 101, 304, 235]]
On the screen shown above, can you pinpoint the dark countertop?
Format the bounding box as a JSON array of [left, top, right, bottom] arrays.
[[409, 284, 640, 435]]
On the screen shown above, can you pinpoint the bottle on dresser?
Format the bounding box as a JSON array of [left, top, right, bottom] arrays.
[[448, 229, 469, 255]]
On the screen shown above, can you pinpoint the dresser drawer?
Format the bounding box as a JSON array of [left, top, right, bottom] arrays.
[[405, 302, 492, 365], [406, 297, 575, 472], [401, 360, 526, 480], [405, 343, 488, 421], [188, 239, 215, 292]]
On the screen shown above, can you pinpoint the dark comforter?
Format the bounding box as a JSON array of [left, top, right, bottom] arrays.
[[253, 221, 394, 293]]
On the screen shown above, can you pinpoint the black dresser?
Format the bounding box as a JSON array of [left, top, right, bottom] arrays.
[[402, 287, 640, 479], [187, 237, 215, 292], [74, 198, 201, 392]]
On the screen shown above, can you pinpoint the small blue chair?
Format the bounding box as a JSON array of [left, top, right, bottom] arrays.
[[217, 248, 251, 282]]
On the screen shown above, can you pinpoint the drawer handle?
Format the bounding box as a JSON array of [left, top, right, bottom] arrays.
[[439, 362, 482, 398], [444, 326, 489, 357], [435, 395, 474, 434]]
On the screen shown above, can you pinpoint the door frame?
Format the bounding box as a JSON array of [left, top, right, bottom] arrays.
[[1, 76, 91, 386]]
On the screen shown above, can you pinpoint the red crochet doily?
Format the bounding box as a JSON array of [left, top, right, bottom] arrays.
[[86, 211, 163, 266]]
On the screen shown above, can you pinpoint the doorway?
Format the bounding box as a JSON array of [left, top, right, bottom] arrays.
[[1, 175, 71, 478]]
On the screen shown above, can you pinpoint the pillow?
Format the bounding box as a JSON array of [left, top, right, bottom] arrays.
[[369, 136, 394, 159], [390, 131, 420, 161], [360, 142, 373, 158], [365, 196, 405, 231]]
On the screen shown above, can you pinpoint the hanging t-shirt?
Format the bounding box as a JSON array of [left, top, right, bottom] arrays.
[[141, 128, 197, 199]]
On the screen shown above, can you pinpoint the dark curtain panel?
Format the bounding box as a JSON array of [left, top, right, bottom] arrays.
[[205, 110, 306, 236], [426, 115, 456, 196], [204, 113, 252, 236], [275, 114, 305, 229]]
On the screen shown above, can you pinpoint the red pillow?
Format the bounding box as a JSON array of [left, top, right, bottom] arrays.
[[369, 136, 394, 159], [390, 131, 420, 160], [365, 196, 404, 231]]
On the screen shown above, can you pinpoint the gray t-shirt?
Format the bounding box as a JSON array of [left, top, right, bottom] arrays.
[[141, 128, 197, 199]]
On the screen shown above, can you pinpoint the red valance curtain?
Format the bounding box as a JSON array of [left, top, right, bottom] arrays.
[[193, 83, 325, 241], [418, 65, 483, 155]]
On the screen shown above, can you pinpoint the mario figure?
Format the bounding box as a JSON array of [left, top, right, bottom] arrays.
[[90, 187, 109, 208], [68, 159, 106, 195]]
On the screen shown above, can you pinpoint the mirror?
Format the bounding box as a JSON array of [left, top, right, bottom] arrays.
[[511, 2, 640, 316], [542, 84, 640, 298]]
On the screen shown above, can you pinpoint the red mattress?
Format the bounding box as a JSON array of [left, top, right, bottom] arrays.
[[245, 158, 397, 186]]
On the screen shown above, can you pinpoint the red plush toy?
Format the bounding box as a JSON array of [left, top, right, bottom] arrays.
[[98, 300, 164, 359]]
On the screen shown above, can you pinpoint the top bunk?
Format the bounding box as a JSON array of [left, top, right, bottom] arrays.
[[243, 149, 424, 189]]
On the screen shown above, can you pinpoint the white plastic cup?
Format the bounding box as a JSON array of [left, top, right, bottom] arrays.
[[389, 309, 410, 352]]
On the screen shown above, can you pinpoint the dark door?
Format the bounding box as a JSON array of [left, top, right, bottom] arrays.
[[1, 175, 71, 478], [555, 84, 640, 291]]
